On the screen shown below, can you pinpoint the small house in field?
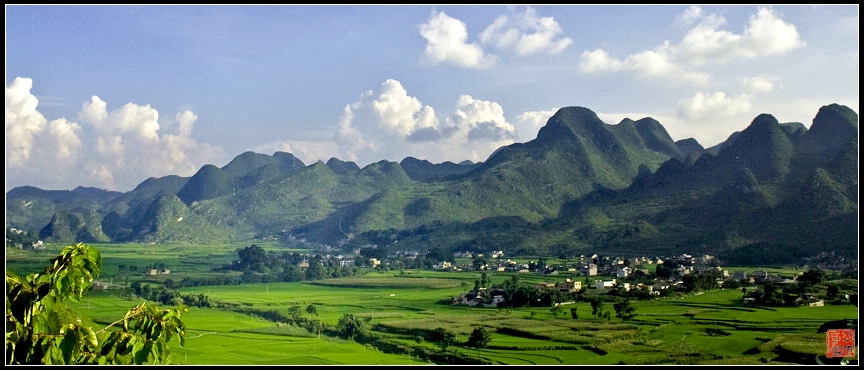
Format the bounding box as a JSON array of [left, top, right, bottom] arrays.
[[339, 259, 355, 267], [595, 279, 616, 290], [556, 278, 582, 293], [795, 295, 825, 307], [432, 261, 452, 270]]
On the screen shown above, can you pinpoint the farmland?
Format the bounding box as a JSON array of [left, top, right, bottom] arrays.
[[5, 242, 859, 365]]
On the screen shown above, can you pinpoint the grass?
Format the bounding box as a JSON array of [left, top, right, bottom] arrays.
[[9, 243, 858, 365]]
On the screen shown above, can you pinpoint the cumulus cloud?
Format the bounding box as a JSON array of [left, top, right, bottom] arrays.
[[578, 47, 710, 86], [678, 6, 804, 65], [47, 118, 83, 160], [578, 6, 803, 85], [449, 95, 516, 142], [6, 77, 47, 166], [370, 79, 440, 136], [5, 77, 224, 191], [479, 7, 572, 56], [742, 75, 775, 93], [335, 103, 376, 162], [79, 96, 108, 127], [176, 110, 197, 137], [419, 10, 495, 69], [675, 5, 707, 27], [406, 126, 444, 142], [513, 109, 557, 142], [333, 79, 517, 165], [676, 91, 753, 121]]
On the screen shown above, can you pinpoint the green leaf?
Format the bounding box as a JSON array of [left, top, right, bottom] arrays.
[[117, 335, 133, 356], [84, 327, 98, 348], [133, 340, 152, 364]]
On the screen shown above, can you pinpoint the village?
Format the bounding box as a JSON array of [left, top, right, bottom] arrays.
[[430, 250, 836, 309]]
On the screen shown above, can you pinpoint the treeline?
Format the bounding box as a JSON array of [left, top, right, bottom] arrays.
[[129, 280, 215, 308], [159, 244, 373, 289]]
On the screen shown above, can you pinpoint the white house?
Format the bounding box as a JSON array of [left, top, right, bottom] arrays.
[[433, 261, 452, 270], [595, 279, 616, 290], [616, 267, 631, 279]]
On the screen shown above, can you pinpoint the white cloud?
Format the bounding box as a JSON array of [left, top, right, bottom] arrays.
[[579, 6, 803, 85], [513, 109, 557, 142], [449, 95, 516, 142], [740, 7, 805, 56], [5, 77, 224, 191], [371, 79, 439, 136], [676, 91, 753, 121], [742, 75, 775, 93], [419, 10, 496, 69], [176, 110, 197, 137], [577, 49, 623, 73], [479, 7, 572, 56], [675, 5, 706, 27], [578, 47, 709, 86], [5, 77, 47, 167], [330, 79, 517, 166], [678, 6, 804, 65], [47, 118, 82, 160], [79, 96, 108, 127], [334, 103, 375, 163]]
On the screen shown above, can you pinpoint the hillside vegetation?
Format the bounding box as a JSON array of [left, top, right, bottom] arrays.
[[6, 104, 858, 265]]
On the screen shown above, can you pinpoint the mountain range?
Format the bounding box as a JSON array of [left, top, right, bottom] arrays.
[[5, 104, 858, 265]]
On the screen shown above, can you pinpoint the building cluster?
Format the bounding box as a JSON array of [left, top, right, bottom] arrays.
[[442, 250, 834, 308], [5, 228, 44, 250]]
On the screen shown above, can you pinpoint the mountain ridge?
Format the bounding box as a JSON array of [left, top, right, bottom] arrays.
[[6, 104, 858, 265]]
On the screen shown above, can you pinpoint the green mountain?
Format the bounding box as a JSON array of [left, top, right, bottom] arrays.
[[6, 186, 122, 232], [39, 208, 110, 243], [399, 157, 479, 182], [325, 157, 361, 175], [6, 104, 857, 265]]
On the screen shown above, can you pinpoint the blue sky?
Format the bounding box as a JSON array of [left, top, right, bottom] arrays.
[[5, 5, 859, 192]]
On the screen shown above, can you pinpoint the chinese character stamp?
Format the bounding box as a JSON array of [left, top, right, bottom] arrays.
[[826, 329, 856, 358]]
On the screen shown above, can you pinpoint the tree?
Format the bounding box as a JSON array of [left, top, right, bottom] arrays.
[[288, 305, 303, 320], [797, 269, 827, 288], [336, 314, 368, 340], [570, 307, 579, 320], [466, 327, 491, 348], [425, 247, 452, 264], [6, 243, 187, 365], [826, 284, 840, 302], [429, 327, 457, 350], [655, 263, 673, 279], [472, 255, 489, 271], [590, 299, 605, 318], [234, 244, 267, 272], [306, 304, 318, 319], [304, 255, 327, 281], [760, 282, 785, 306], [480, 272, 489, 289], [613, 300, 638, 321]]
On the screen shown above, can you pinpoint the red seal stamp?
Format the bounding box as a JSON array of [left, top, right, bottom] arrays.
[[826, 329, 856, 358]]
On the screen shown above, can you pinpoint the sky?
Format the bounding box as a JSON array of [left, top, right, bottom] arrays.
[[5, 5, 859, 192]]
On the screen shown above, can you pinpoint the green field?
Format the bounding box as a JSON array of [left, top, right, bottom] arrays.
[[7, 243, 859, 365]]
